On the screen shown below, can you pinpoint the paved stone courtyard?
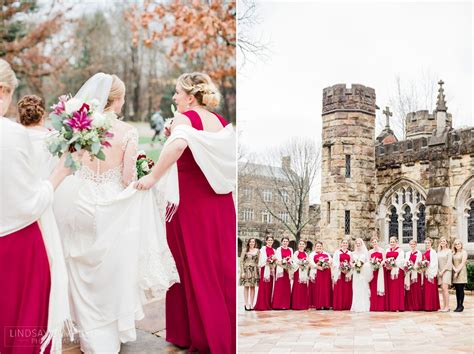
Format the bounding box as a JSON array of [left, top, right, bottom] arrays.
[[238, 287, 474, 353]]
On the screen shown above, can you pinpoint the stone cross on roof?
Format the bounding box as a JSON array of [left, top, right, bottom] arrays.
[[383, 106, 392, 129], [436, 79, 447, 112]]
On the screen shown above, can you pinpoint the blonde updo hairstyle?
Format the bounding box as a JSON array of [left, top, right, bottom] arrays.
[[177, 72, 221, 110], [0, 59, 18, 96], [104, 75, 125, 111]]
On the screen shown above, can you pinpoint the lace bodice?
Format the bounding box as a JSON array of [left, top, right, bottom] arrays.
[[76, 164, 123, 186]]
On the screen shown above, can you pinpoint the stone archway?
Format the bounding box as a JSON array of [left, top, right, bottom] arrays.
[[455, 176, 474, 251]]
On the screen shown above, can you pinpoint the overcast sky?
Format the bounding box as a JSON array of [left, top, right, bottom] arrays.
[[238, 0, 473, 202]]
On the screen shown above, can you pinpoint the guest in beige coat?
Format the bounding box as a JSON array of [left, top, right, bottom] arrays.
[[437, 237, 453, 312], [452, 239, 468, 312]]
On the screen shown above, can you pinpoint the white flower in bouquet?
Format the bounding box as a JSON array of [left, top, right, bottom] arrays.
[[91, 112, 107, 128], [64, 98, 83, 114], [141, 160, 150, 172]]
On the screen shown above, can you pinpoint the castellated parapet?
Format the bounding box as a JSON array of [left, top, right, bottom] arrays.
[[322, 84, 376, 116], [406, 109, 453, 139], [376, 128, 474, 169]]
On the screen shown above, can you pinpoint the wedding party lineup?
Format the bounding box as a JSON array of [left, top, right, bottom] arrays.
[[0, 0, 473, 353]]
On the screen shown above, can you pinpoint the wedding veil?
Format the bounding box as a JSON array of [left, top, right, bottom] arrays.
[[74, 73, 113, 113], [354, 237, 369, 257]]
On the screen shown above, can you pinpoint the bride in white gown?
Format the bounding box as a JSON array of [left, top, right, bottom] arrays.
[[350, 237, 372, 312], [53, 73, 178, 353]]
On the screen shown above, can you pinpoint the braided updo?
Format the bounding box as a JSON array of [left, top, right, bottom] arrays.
[[177, 72, 221, 109], [18, 95, 45, 126]]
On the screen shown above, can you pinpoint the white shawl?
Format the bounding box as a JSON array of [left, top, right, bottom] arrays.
[[0, 118, 74, 353], [0, 118, 54, 236], [257, 246, 274, 282], [404, 250, 422, 290], [425, 249, 438, 284], [387, 247, 405, 280], [332, 249, 352, 283], [308, 251, 331, 282], [369, 249, 385, 296], [275, 246, 293, 279], [292, 250, 309, 284], [157, 123, 236, 220]]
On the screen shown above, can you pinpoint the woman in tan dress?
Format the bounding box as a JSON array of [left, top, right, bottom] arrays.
[[240, 238, 260, 311], [452, 239, 468, 312], [437, 237, 453, 312]]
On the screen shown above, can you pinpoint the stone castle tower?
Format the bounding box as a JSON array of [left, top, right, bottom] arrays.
[[319, 84, 377, 250]]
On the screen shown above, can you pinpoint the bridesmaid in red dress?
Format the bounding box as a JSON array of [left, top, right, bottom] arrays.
[[136, 73, 236, 353], [385, 236, 405, 311], [368, 236, 386, 311], [404, 239, 423, 311], [254, 235, 276, 311], [272, 237, 293, 310], [309, 241, 333, 310], [422, 237, 441, 311], [332, 239, 353, 311], [291, 240, 310, 310], [0, 59, 72, 354]]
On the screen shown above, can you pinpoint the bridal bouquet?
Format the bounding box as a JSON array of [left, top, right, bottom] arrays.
[[369, 257, 382, 270], [281, 256, 293, 270], [136, 150, 155, 179], [404, 260, 415, 273], [47, 95, 113, 171], [354, 259, 364, 274], [339, 260, 352, 274], [417, 259, 430, 273], [316, 259, 329, 269], [385, 257, 397, 269]]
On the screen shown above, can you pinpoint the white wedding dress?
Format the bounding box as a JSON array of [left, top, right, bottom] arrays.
[[350, 249, 372, 313], [53, 73, 179, 353]]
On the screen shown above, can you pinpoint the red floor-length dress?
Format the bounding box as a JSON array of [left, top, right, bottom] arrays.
[[369, 251, 386, 311], [405, 251, 423, 311], [291, 252, 309, 310], [165, 111, 236, 353], [272, 248, 292, 310], [309, 252, 332, 310], [385, 248, 405, 311], [254, 246, 275, 311], [333, 250, 352, 311], [0, 222, 51, 354], [422, 250, 441, 311]]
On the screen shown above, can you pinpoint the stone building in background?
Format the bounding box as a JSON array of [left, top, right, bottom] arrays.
[[238, 160, 320, 255], [319, 81, 474, 254]]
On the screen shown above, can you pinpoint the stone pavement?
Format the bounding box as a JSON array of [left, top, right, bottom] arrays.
[[238, 287, 474, 353], [62, 299, 186, 353]]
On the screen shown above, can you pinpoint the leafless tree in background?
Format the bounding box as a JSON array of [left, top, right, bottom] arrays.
[[384, 71, 439, 140], [257, 138, 321, 243]]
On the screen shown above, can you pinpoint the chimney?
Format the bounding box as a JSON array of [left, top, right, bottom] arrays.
[[282, 156, 291, 170]]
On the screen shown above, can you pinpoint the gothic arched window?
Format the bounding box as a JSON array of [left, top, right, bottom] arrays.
[[389, 207, 398, 238], [468, 201, 474, 243], [382, 181, 426, 244], [417, 204, 426, 243], [402, 206, 413, 244]]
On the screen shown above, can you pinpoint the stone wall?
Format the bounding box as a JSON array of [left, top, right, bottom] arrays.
[[375, 128, 474, 250]]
